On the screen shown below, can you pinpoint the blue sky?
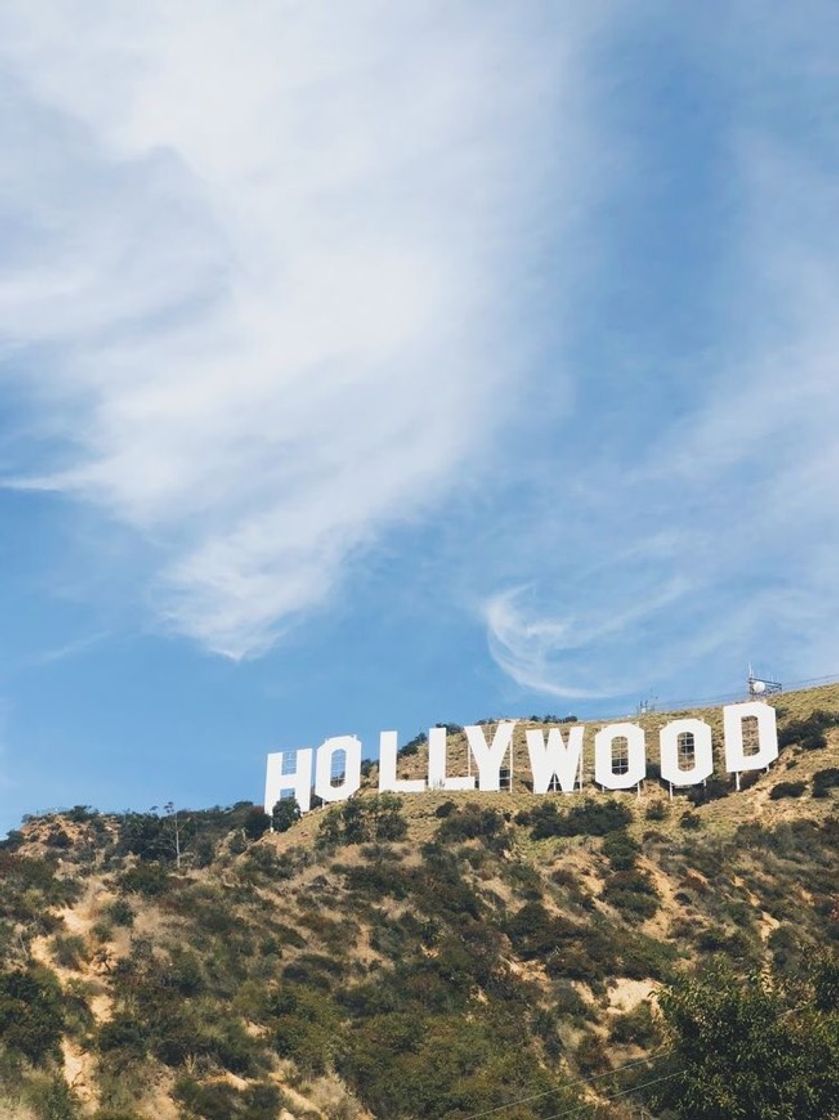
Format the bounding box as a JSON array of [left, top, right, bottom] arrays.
[[1, 3, 838, 833]]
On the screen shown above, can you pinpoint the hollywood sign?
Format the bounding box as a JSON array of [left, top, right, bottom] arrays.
[[264, 701, 778, 814]]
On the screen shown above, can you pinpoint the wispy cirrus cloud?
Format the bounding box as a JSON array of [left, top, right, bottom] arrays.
[[0, 4, 605, 658], [484, 580, 693, 702], [481, 5, 839, 701]]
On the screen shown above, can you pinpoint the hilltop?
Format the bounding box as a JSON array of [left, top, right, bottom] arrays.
[[0, 686, 837, 1119]]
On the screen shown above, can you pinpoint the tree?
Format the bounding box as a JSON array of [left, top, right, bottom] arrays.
[[242, 806, 271, 841], [163, 802, 185, 868], [657, 959, 839, 1120], [271, 798, 301, 833]]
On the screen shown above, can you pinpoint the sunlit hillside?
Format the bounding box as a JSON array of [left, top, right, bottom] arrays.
[[1, 686, 837, 1119]]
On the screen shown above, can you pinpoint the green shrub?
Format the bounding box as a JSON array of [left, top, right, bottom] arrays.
[[118, 863, 170, 897], [506, 902, 568, 960], [526, 798, 632, 840], [66, 806, 98, 823], [436, 803, 507, 846], [270, 797, 301, 832], [52, 934, 88, 971], [25, 1076, 79, 1120], [575, 1032, 609, 1074], [398, 731, 427, 757], [602, 830, 640, 871], [317, 795, 407, 846], [609, 1001, 660, 1047], [268, 985, 342, 1076], [778, 709, 839, 752], [0, 967, 64, 1062], [98, 1014, 148, 1060], [686, 775, 733, 806], [242, 807, 271, 841], [769, 781, 807, 800], [45, 828, 72, 850], [104, 899, 134, 927], [645, 800, 669, 821], [602, 870, 660, 922], [552, 982, 590, 1019], [679, 812, 701, 830], [813, 768, 839, 798]]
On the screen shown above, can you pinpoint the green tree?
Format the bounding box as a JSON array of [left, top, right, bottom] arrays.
[[242, 806, 271, 841], [270, 797, 301, 832], [658, 959, 839, 1120]]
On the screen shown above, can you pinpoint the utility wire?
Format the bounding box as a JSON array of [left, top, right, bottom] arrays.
[[455, 1049, 674, 1120], [537, 1070, 681, 1120], [475, 998, 815, 1120]]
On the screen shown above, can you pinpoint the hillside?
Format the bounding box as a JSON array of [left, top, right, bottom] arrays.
[[1, 687, 838, 1120]]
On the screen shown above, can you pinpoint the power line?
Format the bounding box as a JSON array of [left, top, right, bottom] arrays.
[[538, 1070, 681, 1120], [454, 1050, 674, 1120], [461, 999, 815, 1120]]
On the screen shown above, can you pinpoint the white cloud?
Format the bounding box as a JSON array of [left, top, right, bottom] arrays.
[[0, 4, 602, 657], [484, 581, 693, 701], [481, 4, 839, 700]]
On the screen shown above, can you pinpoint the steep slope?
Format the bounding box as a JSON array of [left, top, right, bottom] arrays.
[[0, 687, 837, 1120]]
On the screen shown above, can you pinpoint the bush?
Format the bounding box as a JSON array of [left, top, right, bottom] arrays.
[[609, 1001, 660, 1047], [778, 709, 839, 752], [436, 804, 507, 846], [105, 899, 134, 927], [317, 795, 407, 846], [0, 967, 64, 1062], [98, 1014, 148, 1059], [242, 807, 271, 841], [52, 934, 88, 971], [45, 828, 72, 850], [270, 797, 301, 833], [506, 902, 570, 960], [686, 775, 733, 806], [645, 800, 669, 821], [398, 732, 427, 758], [527, 798, 632, 840], [769, 781, 807, 800], [118, 863, 171, 897], [66, 805, 98, 823], [602, 870, 660, 922], [602, 830, 640, 871], [25, 1077, 79, 1120], [679, 812, 701, 830], [813, 768, 839, 799]]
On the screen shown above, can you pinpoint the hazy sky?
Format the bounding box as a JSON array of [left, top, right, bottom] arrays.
[[1, 2, 838, 831]]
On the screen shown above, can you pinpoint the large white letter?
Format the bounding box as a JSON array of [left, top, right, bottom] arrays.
[[724, 701, 778, 774], [526, 726, 584, 793], [594, 722, 646, 790], [315, 735, 362, 804], [264, 749, 313, 815], [427, 726, 475, 791], [465, 722, 516, 792], [378, 731, 426, 795], [659, 718, 714, 786]]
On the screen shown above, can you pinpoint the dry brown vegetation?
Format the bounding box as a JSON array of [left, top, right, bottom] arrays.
[[0, 685, 836, 1119]]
